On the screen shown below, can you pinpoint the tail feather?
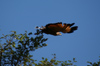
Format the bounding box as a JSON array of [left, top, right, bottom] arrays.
[[68, 26, 78, 33], [70, 23, 75, 26], [67, 23, 75, 27]]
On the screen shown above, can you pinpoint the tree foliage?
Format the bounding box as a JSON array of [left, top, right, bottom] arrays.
[[87, 57, 100, 66], [34, 54, 77, 66], [0, 30, 48, 66], [0, 30, 99, 66], [0, 30, 77, 66]]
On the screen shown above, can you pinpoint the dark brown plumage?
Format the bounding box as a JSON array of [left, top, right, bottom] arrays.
[[36, 22, 78, 36]]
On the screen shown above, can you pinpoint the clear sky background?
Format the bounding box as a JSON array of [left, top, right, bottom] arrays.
[[0, 0, 100, 66]]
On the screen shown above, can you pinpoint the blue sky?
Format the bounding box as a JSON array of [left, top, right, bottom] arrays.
[[0, 0, 100, 66]]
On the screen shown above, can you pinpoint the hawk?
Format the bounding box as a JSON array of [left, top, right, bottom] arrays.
[[35, 22, 78, 36]]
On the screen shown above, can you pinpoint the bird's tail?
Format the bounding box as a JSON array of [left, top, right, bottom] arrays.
[[68, 26, 78, 33], [67, 23, 75, 27]]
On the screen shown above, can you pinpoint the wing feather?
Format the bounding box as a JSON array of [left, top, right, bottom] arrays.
[[46, 22, 63, 32], [36, 22, 78, 36]]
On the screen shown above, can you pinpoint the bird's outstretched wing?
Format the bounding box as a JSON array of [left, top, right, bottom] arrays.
[[35, 22, 78, 36]]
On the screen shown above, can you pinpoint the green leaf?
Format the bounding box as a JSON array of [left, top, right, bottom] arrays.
[[11, 31, 16, 34], [87, 65, 90, 66], [42, 57, 44, 60], [0, 37, 4, 39], [87, 61, 92, 65], [45, 58, 48, 61], [28, 32, 32, 35], [1, 49, 5, 52], [50, 59, 55, 63], [73, 58, 75, 61], [12, 42, 15, 47], [54, 62, 58, 65], [68, 60, 71, 62], [29, 55, 33, 57], [74, 61, 77, 62]]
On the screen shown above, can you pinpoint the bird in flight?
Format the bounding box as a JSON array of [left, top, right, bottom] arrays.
[[35, 22, 78, 36]]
